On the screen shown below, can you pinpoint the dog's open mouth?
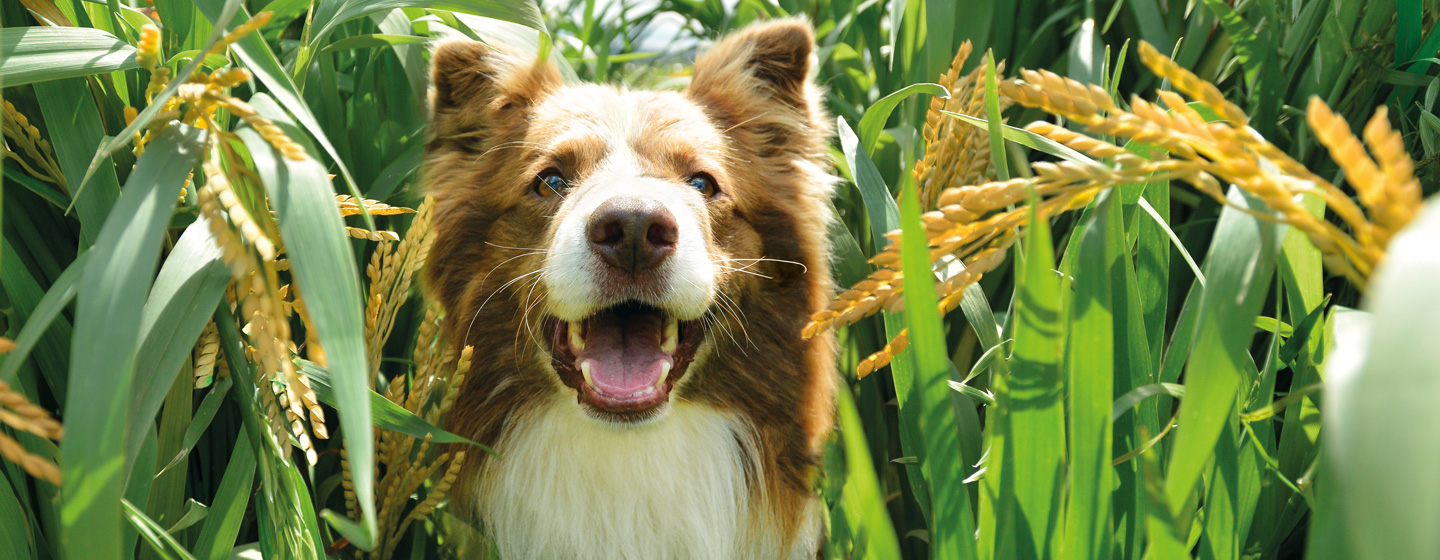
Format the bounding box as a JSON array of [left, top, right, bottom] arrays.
[[548, 302, 705, 419]]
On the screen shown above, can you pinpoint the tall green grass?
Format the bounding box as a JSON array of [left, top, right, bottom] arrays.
[[0, 0, 1438, 558]]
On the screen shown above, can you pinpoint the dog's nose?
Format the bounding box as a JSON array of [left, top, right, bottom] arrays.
[[587, 197, 678, 275]]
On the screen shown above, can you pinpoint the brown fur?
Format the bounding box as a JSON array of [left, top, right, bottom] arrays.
[[423, 18, 837, 553]]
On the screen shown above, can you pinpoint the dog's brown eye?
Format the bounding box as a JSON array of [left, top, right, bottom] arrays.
[[687, 173, 717, 197], [534, 169, 567, 197]]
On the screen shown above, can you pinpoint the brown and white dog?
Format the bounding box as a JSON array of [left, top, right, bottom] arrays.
[[423, 18, 837, 559]]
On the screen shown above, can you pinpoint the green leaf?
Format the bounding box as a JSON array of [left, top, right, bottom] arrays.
[[0, 27, 139, 87], [154, 377, 232, 479], [1064, 189, 1119, 560], [60, 124, 207, 560], [236, 94, 377, 550], [311, 0, 547, 51], [191, 435, 255, 560], [297, 359, 494, 452], [0, 240, 74, 401], [838, 115, 936, 525], [1, 163, 68, 209], [34, 78, 122, 246], [1002, 190, 1066, 558], [122, 499, 198, 560], [1113, 383, 1186, 422], [942, 110, 1096, 166], [836, 382, 903, 559], [838, 116, 900, 248], [1163, 187, 1286, 528], [320, 33, 430, 54], [984, 51, 1010, 181], [125, 220, 231, 472], [1323, 200, 1440, 558], [0, 474, 33, 560], [857, 82, 947, 155], [74, 0, 242, 201], [0, 252, 86, 388], [1262, 193, 1328, 557], [301, 0, 550, 90], [166, 499, 210, 533], [898, 175, 977, 560]]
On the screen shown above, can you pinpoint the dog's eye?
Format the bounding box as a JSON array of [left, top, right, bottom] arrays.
[[687, 174, 717, 197], [533, 169, 568, 197]]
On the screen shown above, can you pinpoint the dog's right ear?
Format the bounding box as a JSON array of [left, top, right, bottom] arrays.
[[429, 40, 560, 133]]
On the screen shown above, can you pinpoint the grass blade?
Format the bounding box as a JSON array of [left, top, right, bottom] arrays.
[[984, 51, 1010, 181], [836, 382, 903, 559], [0, 473, 33, 560], [191, 0, 376, 230], [1063, 189, 1119, 560], [0, 251, 85, 388], [298, 359, 493, 452], [858, 82, 947, 155], [898, 176, 978, 560], [125, 220, 230, 470], [122, 498, 197, 560], [838, 116, 900, 248], [60, 124, 206, 560], [1003, 191, 1066, 558], [1163, 187, 1286, 528], [33, 78, 122, 246], [236, 94, 377, 549], [0, 27, 139, 86], [190, 428, 257, 558]]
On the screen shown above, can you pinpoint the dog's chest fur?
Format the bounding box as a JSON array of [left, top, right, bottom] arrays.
[[476, 397, 813, 559]]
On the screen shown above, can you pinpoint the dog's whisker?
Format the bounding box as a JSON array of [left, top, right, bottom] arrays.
[[518, 274, 555, 363], [465, 268, 547, 344], [478, 251, 550, 291], [485, 241, 552, 253], [715, 257, 808, 274], [711, 264, 773, 280], [720, 112, 769, 135], [712, 289, 753, 352]]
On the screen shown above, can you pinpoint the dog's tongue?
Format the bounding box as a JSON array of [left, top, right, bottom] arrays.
[[578, 310, 671, 396]]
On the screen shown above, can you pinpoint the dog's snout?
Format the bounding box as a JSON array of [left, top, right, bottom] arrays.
[[587, 197, 678, 275]]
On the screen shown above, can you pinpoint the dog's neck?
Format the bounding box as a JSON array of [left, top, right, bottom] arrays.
[[475, 395, 816, 559]]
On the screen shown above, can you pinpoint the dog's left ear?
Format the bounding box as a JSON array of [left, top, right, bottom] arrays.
[[686, 19, 827, 157], [429, 39, 561, 141]]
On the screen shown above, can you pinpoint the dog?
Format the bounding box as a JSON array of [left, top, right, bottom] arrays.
[[423, 18, 837, 559]]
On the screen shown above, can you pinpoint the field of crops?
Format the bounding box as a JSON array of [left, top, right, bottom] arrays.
[[1, 0, 1439, 558]]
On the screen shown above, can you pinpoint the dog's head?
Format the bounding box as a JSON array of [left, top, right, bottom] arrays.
[[424, 19, 834, 426]]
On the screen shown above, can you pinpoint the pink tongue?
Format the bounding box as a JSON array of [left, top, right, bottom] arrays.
[[577, 312, 672, 396]]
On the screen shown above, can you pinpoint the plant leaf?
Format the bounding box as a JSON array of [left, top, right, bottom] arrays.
[[236, 94, 377, 549], [60, 124, 206, 560], [857, 82, 947, 155], [0, 27, 139, 87], [297, 359, 494, 452]]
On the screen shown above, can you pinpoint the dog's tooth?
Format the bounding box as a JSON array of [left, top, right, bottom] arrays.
[[654, 361, 671, 388], [581, 360, 594, 388], [661, 319, 678, 354], [569, 321, 585, 352]]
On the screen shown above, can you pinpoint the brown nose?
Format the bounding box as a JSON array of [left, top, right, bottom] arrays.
[[587, 197, 678, 275]]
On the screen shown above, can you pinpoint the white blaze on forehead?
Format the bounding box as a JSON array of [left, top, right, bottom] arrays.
[[543, 95, 715, 321]]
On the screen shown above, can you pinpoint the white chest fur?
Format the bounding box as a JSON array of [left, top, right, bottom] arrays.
[[476, 396, 802, 559]]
